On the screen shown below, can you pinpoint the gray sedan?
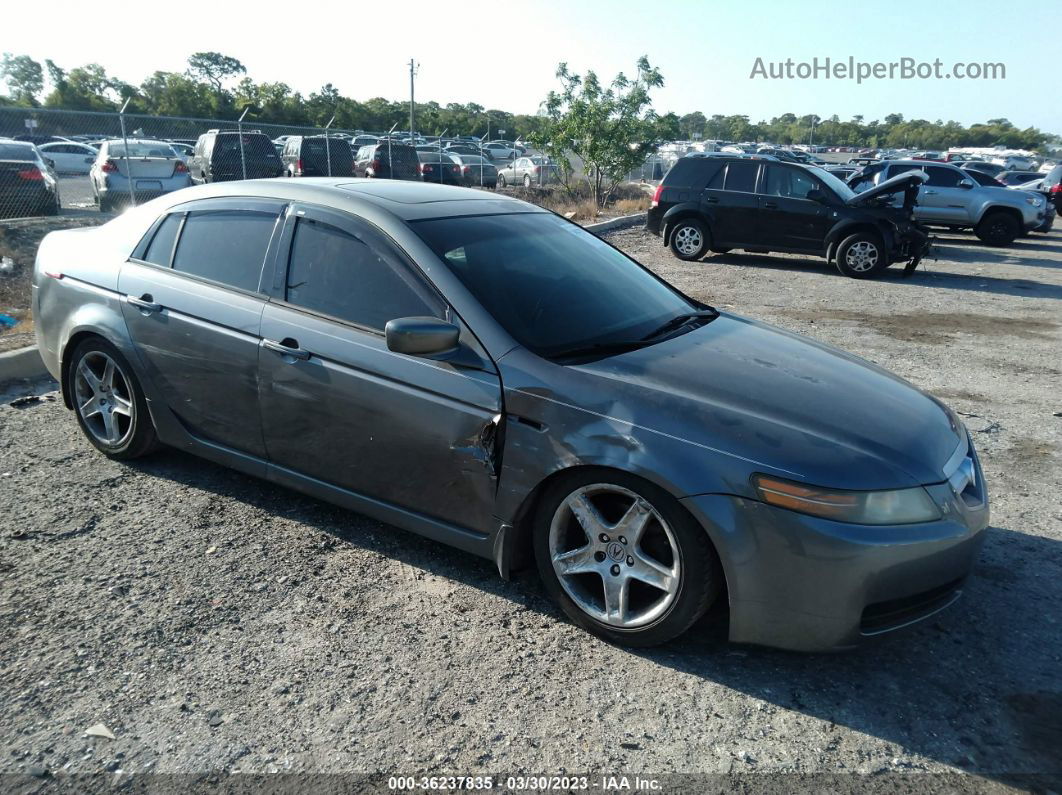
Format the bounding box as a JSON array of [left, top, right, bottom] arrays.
[[33, 180, 988, 651], [497, 156, 561, 187], [89, 139, 192, 212]]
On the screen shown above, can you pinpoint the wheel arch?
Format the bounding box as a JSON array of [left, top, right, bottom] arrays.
[[825, 221, 893, 263], [661, 204, 712, 248]]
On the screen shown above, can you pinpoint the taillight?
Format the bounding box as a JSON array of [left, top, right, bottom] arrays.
[[533, 166, 541, 173], [1051, 184, 1062, 194], [370, 159, 381, 174], [17, 167, 43, 181], [101, 160, 118, 173], [651, 184, 664, 207], [174, 161, 189, 174], [462, 165, 470, 173], [420, 164, 434, 173], [296, 158, 303, 175]]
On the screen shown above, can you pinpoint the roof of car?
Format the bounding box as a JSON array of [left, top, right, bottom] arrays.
[[153, 178, 545, 223]]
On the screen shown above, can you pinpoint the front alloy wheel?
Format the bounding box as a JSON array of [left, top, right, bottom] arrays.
[[836, 232, 888, 278], [534, 470, 721, 646]]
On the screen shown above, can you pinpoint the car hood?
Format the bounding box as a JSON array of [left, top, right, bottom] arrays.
[[846, 171, 927, 206], [569, 313, 962, 491]]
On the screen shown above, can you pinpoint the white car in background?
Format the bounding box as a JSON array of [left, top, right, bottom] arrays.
[[36, 141, 99, 175]]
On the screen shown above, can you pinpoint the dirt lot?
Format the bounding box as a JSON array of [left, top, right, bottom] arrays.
[[0, 223, 1060, 791]]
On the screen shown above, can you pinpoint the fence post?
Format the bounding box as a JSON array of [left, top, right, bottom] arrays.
[[237, 107, 249, 181], [324, 114, 335, 177], [118, 99, 136, 209]]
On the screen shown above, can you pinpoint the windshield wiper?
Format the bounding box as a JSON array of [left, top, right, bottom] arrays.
[[548, 339, 656, 362], [640, 309, 719, 342]]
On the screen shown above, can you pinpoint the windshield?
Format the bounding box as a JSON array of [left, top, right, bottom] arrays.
[[412, 213, 698, 358], [107, 141, 177, 158], [816, 169, 856, 201], [0, 143, 37, 160]]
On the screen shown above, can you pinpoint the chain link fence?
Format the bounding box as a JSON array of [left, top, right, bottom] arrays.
[[0, 106, 552, 220]]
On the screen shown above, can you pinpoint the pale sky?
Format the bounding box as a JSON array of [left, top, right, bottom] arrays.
[[4, 0, 1058, 133]]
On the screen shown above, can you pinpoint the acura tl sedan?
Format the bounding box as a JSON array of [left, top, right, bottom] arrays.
[[33, 179, 989, 651]]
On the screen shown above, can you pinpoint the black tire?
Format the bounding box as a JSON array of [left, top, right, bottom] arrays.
[[668, 218, 710, 261], [497, 174, 507, 188], [99, 195, 114, 214], [974, 211, 1019, 246], [532, 468, 722, 647], [835, 231, 889, 278], [67, 337, 158, 460]]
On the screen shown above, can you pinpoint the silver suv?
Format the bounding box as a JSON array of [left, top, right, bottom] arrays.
[[850, 160, 1048, 246]]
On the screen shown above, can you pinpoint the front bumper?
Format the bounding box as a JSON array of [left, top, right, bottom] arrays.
[[680, 464, 989, 652]]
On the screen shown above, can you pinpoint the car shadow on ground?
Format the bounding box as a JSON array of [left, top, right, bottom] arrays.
[[700, 252, 1062, 300], [127, 447, 1062, 787]]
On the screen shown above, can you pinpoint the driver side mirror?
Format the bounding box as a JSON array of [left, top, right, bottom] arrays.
[[957, 179, 974, 189], [44, 157, 55, 170], [805, 189, 829, 204], [385, 316, 460, 358]]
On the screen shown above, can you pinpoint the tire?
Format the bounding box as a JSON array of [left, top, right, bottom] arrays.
[[67, 338, 158, 460], [523, 174, 532, 188], [974, 211, 1019, 246], [99, 194, 114, 214], [532, 468, 722, 647], [835, 232, 888, 278], [497, 174, 507, 188], [668, 218, 710, 261]]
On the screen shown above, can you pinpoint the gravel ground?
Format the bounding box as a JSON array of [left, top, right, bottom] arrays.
[[0, 224, 1060, 792]]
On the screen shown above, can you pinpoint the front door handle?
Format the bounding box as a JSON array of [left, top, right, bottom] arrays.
[[763, 201, 778, 209], [262, 338, 311, 360], [704, 196, 719, 203], [924, 190, 938, 195], [126, 294, 161, 313]]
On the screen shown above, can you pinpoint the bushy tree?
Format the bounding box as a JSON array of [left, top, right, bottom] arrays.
[[1, 53, 44, 105], [533, 56, 671, 206]]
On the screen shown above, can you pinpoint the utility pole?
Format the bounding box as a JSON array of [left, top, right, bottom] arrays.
[[409, 59, 418, 140]]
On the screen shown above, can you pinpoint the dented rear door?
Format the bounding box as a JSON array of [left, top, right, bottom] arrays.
[[257, 204, 503, 535]]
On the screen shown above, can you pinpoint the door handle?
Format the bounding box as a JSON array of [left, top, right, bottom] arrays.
[[126, 294, 161, 313], [262, 338, 311, 360], [763, 201, 778, 209], [924, 190, 938, 195], [705, 196, 719, 203]]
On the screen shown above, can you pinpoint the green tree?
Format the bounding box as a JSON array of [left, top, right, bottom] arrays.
[[187, 52, 246, 95], [533, 56, 670, 206], [1, 53, 44, 105]]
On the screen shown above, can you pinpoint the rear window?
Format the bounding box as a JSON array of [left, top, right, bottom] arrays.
[[108, 142, 177, 158], [212, 134, 279, 161], [663, 158, 724, 190], [0, 143, 36, 160], [172, 210, 277, 291], [381, 145, 418, 165]]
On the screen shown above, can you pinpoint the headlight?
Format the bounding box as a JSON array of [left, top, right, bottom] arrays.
[[752, 474, 942, 525], [1026, 196, 1043, 206]]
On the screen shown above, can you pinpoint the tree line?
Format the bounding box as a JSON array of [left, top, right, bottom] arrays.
[[1, 51, 1056, 152]]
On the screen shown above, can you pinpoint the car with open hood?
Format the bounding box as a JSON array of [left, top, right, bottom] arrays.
[[33, 179, 987, 652], [647, 155, 930, 277]]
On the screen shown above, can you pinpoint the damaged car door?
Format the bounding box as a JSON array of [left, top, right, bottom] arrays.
[[257, 204, 503, 535]]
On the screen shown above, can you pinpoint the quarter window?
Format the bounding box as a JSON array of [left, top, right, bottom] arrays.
[[142, 214, 183, 267], [284, 218, 437, 330], [172, 210, 277, 291]]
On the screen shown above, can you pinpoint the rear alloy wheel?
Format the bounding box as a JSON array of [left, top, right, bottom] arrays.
[[836, 232, 888, 278], [534, 471, 721, 647], [497, 174, 507, 188], [974, 211, 1019, 246], [523, 174, 532, 188], [69, 339, 158, 459], [668, 219, 709, 261]]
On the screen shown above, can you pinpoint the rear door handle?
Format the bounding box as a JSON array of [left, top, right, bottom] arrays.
[[763, 201, 778, 209], [126, 294, 162, 313], [704, 196, 719, 203], [262, 338, 311, 360], [924, 190, 938, 195]]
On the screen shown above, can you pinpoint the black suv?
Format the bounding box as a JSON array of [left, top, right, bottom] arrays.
[[280, 135, 355, 177], [647, 155, 930, 278], [190, 130, 284, 184]]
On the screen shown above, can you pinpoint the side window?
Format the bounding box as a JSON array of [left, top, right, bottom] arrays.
[[888, 164, 923, 179], [924, 166, 963, 187], [705, 164, 725, 189], [142, 214, 183, 267], [723, 161, 759, 193], [285, 218, 438, 330], [172, 210, 277, 291], [764, 166, 818, 199]]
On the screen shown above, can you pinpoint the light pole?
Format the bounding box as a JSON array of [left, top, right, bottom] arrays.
[[409, 59, 418, 141], [324, 114, 336, 176]]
